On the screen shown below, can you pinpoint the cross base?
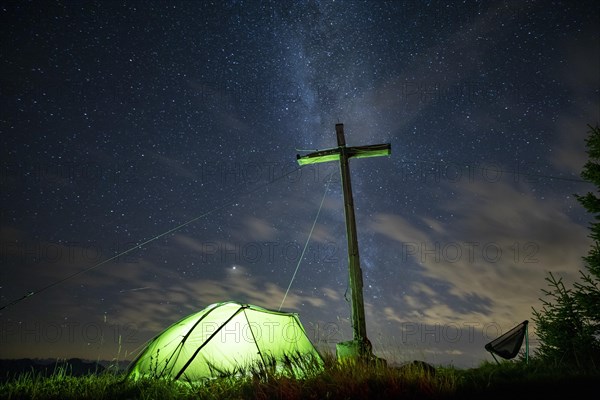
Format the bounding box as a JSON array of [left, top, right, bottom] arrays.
[[336, 339, 387, 367]]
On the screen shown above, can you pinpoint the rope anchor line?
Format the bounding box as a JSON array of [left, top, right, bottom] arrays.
[[279, 173, 333, 311], [0, 165, 304, 312]]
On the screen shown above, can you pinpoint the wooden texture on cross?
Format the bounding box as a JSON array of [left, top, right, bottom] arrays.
[[296, 123, 391, 356]]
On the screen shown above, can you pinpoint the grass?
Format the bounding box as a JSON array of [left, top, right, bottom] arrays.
[[1, 352, 598, 400]]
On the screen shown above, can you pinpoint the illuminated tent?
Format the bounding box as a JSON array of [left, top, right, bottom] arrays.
[[126, 301, 323, 382]]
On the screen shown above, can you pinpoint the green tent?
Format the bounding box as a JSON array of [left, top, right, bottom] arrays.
[[126, 301, 323, 382]]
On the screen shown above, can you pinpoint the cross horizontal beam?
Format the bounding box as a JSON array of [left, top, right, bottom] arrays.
[[296, 143, 391, 166]]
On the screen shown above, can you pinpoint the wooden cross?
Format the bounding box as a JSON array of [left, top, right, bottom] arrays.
[[297, 123, 391, 359]]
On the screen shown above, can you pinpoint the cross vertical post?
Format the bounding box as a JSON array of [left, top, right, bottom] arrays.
[[336, 124, 368, 353], [296, 123, 391, 361]]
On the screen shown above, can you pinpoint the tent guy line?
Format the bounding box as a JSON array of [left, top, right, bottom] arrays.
[[279, 171, 334, 311], [0, 164, 305, 312]]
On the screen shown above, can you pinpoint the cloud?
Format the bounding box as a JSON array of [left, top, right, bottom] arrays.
[[369, 213, 431, 245], [368, 178, 591, 334], [111, 264, 333, 335], [242, 216, 278, 240]]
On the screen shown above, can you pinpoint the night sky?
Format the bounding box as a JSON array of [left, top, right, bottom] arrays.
[[1, 0, 599, 368]]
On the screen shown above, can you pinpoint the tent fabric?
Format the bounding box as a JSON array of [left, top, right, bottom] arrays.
[[485, 320, 528, 360], [126, 301, 323, 382]]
